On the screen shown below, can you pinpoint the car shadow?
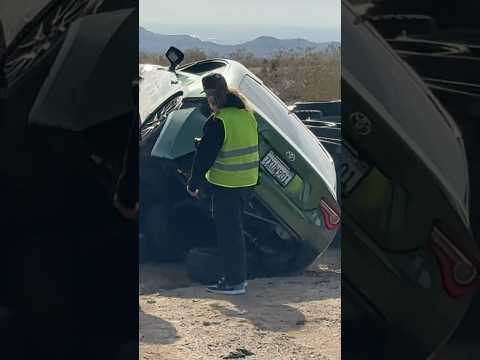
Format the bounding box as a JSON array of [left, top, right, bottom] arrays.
[[139, 308, 178, 345], [140, 266, 340, 334]]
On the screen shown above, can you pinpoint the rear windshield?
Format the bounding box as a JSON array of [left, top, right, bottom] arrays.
[[179, 61, 227, 75]]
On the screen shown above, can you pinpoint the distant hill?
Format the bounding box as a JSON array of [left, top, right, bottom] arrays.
[[139, 26, 339, 58]]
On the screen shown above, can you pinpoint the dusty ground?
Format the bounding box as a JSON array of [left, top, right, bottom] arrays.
[[139, 248, 341, 360]]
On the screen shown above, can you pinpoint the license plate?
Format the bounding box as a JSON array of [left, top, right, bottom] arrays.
[[342, 141, 371, 195], [261, 150, 295, 187]]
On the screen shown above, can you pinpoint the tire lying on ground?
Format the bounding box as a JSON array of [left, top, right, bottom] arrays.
[[186, 247, 260, 285]]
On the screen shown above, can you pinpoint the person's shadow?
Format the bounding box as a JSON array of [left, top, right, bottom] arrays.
[[139, 308, 178, 345], [141, 268, 340, 334]]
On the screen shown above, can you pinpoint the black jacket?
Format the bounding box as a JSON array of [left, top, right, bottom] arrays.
[[188, 93, 246, 190], [188, 116, 224, 190]]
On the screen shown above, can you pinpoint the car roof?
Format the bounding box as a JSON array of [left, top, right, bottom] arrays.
[[174, 59, 264, 97]]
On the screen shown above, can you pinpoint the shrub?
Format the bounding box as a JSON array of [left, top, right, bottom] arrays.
[[139, 47, 341, 104]]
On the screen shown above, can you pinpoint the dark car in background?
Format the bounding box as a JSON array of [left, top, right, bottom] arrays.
[[289, 100, 341, 171], [291, 100, 341, 119]]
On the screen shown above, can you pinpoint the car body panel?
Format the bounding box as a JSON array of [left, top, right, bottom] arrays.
[[342, 0, 476, 356], [139, 66, 180, 124], [151, 107, 207, 160]]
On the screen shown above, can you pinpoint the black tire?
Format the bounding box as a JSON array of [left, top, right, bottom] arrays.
[[254, 232, 300, 276], [261, 250, 296, 276], [186, 247, 260, 284]]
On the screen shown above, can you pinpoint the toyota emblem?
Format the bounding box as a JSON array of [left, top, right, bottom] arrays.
[[286, 151, 296, 162], [349, 112, 372, 136]]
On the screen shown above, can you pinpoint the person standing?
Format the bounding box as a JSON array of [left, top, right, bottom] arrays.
[[187, 73, 259, 295]]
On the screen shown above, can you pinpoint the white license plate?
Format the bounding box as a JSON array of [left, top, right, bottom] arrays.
[[342, 141, 371, 195], [261, 151, 295, 187]]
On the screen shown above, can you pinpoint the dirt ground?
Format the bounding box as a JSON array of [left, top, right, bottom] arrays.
[[139, 248, 341, 360]]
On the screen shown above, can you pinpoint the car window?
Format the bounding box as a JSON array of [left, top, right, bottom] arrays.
[[239, 75, 336, 191]]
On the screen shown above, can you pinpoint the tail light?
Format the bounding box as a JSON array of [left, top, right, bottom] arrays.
[[319, 198, 340, 231], [430, 226, 479, 298]]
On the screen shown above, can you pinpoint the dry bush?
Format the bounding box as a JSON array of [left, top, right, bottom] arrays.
[[246, 47, 341, 103], [140, 46, 340, 104]]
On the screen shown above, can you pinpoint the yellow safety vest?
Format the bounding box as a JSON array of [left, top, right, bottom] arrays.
[[206, 107, 259, 188]]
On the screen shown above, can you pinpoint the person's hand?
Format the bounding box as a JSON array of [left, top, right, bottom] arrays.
[[114, 194, 139, 221], [186, 185, 200, 199]]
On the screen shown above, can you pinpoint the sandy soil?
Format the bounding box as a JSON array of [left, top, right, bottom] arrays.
[[139, 249, 341, 360]]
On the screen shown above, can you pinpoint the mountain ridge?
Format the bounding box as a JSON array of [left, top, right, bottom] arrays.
[[139, 26, 340, 58]]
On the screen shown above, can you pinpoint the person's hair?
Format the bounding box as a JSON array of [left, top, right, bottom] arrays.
[[212, 87, 252, 112]]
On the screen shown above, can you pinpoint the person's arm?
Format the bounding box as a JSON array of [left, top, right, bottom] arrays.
[[188, 117, 224, 191]]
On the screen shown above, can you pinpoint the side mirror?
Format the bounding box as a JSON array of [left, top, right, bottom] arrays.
[[165, 46, 184, 71]]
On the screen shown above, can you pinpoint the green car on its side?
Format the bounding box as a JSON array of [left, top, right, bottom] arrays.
[[342, 1, 480, 358], [139, 49, 339, 275]]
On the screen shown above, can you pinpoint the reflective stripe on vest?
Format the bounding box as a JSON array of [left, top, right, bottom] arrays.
[[212, 160, 259, 172], [206, 107, 259, 188]]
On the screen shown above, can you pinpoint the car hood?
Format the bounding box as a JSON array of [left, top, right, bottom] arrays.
[[139, 65, 182, 124]]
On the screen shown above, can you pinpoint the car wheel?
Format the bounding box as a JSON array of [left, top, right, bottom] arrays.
[[254, 232, 299, 276], [261, 249, 296, 276]]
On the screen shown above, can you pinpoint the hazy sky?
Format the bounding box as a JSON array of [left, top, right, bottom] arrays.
[[140, 0, 339, 27], [140, 0, 340, 43]]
